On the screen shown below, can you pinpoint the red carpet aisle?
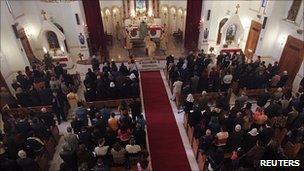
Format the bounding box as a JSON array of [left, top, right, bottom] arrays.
[[140, 71, 191, 170]]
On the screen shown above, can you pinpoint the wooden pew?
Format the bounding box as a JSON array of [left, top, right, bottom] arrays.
[[83, 98, 139, 109], [179, 87, 291, 106], [1, 98, 140, 117]]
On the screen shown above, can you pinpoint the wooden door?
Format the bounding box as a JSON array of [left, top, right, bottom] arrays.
[[216, 18, 228, 44], [244, 20, 262, 59], [279, 35, 304, 86], [18, 28, 36, 64]]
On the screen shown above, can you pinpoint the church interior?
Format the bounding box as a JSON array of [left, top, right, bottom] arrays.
[[0, 0, 304, 170]]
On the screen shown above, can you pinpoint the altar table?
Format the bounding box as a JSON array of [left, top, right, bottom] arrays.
[[126, 25, 162, 39]]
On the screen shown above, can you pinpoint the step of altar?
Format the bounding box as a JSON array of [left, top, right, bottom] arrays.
[[138, 59, 163, 71]]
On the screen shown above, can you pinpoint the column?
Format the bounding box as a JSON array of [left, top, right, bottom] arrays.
[[82, 0, 108, 61], [184, 0, 203, 51]]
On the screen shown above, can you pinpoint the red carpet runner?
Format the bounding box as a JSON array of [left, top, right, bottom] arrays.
[[140, 71, 191, 170]]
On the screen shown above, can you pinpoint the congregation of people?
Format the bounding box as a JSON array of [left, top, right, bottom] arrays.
[[84, 57, 140, 102], [5, 61, 82, 124], [0, 97, 150, 171], [168, 50, 290, 98], [179, 72, 304, 169], [60, 98, 149, 170]]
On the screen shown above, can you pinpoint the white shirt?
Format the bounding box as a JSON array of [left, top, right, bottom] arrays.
[[125, 144, 141, 154], [173, 81, 183, 93], [223, 74, 233, 84], [94, 145, 109, 156]]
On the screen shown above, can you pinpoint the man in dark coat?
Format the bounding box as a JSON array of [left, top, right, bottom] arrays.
[[227, 124, 244, 152], [54, 62, 64, 78], [51, 91, 66, 124], [257, 89, 270, 107], [16, 150, 40, 171], [258, 122, 274, 146], [59, 143, 78, 171], [91, 56, 100, 71], [129, 98, 141, 122]]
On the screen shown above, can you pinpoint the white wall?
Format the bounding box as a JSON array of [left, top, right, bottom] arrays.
[[10, 0, 90, 61], [199, 0, 303, 91], [1, 1, 31, 92], [99, 0, 123, 8], [256, 0, 304, 91], [199, 0, 268, 51], [159, 0, 187, 9]]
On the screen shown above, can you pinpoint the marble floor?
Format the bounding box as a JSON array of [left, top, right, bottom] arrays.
[[108, 36, 186, 62]]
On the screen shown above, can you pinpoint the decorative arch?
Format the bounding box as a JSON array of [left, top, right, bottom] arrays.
[[46, 31, 60, 49], [38, 20, 66, 54], [169, 6, 177, 33], [216, 18, 228, 44], [220, 14, 245, 47]]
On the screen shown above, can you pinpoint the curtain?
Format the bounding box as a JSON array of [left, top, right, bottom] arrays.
[[184, 0, 203, 51], [82, 0, 107, 59]]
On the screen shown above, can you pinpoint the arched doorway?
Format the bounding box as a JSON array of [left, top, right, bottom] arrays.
[[216, 18, 228, 44]]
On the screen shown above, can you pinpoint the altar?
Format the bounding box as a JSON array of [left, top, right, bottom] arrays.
[[122, 0, 163, 40], [125, 24, 162, 39]]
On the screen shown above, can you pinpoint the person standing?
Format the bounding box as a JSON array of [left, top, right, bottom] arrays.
[[75, 101, 88, 126], [172, 79, 183, 109], [67, 89, 79, 119], [52, 91, 66, 124], [91, 55, 100, 72], [129, 98, 141, 122]]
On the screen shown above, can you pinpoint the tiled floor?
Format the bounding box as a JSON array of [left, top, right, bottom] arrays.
[[108, 36, 186, 61]]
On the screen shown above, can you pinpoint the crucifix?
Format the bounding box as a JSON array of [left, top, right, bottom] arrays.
[[235, 4, 240, 14], [41, 10, 47, 20]]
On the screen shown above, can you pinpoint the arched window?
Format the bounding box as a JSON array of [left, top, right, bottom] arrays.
[[216, 18, 228, 44], [46, 31, 60, 49]]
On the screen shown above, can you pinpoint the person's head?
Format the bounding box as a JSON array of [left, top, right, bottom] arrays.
[[25, 66, 30, 71], [98, 138, 105, 146], [235, 124, 242, 132], [113, 142, 121, 151], [32, 118, 39, 124], [282, 70, 288, 75], [56, 62, 60, 66], [88, 68, 92, 72], [138, 114, 144, 119], [110, 82, 115, 88], [67, 126, 72, 133], [41, 107, 47, 113], [111, 113, 116, 118], [18, 150, 27, 159], [202, 91, 207, 96], [16, 87, 23, 94], [129, 138, 135, 145], [221, 126, 227, 132], [77, 101, 83, 107], [245, 102, 252, 109], [277, 87, 283, 92], [206, 129, 211, 136], [17, 71, 22, 75]]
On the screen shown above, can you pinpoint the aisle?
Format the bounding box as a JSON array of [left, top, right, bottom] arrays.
[[140, 71, 191, 171]]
